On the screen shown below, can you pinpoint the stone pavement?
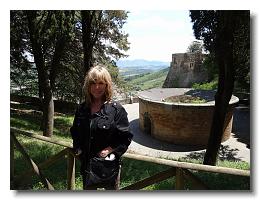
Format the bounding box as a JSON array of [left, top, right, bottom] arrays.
[[123, 103, 250, 163]]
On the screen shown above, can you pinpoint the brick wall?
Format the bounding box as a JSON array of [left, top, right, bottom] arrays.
[[139, 97, 234, 146]]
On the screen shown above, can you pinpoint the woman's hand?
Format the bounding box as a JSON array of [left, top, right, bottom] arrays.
[[98, 146, 113, 158], [74, 148, 82, 159]]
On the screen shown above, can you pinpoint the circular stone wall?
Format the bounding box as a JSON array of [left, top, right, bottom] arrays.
[[138, 88, 239, 146]]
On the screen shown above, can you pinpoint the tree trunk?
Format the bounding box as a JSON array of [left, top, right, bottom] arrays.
[[203, 11, 235, 165], [26, 11, 54, 137], [42, 89, 54, 137], [81, 10, 95, 75]]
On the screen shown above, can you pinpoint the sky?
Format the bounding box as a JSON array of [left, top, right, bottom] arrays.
[[120, 10, 197, 62]]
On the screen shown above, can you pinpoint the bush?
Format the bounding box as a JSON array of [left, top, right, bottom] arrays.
[[192, 80, 218, 90]]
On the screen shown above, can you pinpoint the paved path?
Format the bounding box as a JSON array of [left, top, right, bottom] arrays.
[[123, 103, 250, 163]]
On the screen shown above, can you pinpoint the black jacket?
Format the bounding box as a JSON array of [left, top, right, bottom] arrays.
[[70, 100, 133, 170]]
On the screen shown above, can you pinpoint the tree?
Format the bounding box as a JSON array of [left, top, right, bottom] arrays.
[[81, 10, 130, 75], [186, 40, 203, 53], [190, 10, 250, 165], [27, 11, 75, 137], [11, 10, 75, 137], [52, 14, 85, 103], [10, 11, 38, 96], [11, 10, 130, 136]]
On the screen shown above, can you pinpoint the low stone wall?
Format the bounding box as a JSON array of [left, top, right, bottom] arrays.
[[10, 94, 138, 114], [11, 94, 40, 105], [11, 94, 78, 114], [115, 96, 139, 105]]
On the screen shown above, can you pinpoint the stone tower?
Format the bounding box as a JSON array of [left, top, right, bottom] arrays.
[[163, 52, 208, 88]]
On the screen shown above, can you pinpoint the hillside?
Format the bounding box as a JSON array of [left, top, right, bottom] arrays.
[[124, 67, 169, 92]]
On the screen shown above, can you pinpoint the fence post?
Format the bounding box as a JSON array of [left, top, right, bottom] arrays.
[[10, 136, 14, 188], [175, 168, 184, 190], [67, 148, 75, 190]]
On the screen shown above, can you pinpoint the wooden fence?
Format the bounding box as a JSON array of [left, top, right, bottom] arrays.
[[10, 127, 250, 190]]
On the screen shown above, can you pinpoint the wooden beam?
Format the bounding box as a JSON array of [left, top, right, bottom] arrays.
[[67, 148, 75, 190], [12, 128, 250, 178], [11, 127, 72, 148], [123, 153, 250, 177], [10, 137, 14, 189], [183, 169, 209, 190], [11, 127, 250, 191], [175, 168, 184, 190], [11, 132, 54, 190], [14, 148, 67, 185], [121, 167, 176, 190]]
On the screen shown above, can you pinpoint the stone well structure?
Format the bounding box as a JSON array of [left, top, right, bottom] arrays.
[[138, 88, 239, 146]]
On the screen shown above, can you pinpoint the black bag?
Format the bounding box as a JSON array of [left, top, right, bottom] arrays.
[[85, 156, 120, 186]]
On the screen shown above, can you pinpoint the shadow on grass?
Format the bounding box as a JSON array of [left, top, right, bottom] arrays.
[[53, 116, 73, 136], [193, 171, 250, 190], [11, 111, 73, 138], [181, 145, 242, 162], [11, 112, 42, 131]]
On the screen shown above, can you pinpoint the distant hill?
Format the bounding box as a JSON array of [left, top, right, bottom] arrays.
[[117, 59, 170, 68], [117, 59, 170, 77]]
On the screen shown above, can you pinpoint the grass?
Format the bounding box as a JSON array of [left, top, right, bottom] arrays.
[[163, 95, 207, 104], [10, 102, 250, 190]]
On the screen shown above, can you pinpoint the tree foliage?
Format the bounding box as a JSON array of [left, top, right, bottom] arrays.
[[10, 11, 37, 95], [190, 11, 250, 92], [186, 40, 203, 53]]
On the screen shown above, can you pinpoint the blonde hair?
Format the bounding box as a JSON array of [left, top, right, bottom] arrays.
[[83, 65, 113, 105]]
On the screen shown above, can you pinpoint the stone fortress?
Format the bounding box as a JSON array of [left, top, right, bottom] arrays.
[[163, 52, 208, 88]]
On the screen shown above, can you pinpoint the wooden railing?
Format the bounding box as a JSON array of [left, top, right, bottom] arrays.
[[10, 128, 75, 190], [10, 127, 250, 190]]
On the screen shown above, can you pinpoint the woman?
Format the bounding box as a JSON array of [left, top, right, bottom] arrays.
[[70, 65, 133, 190]]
